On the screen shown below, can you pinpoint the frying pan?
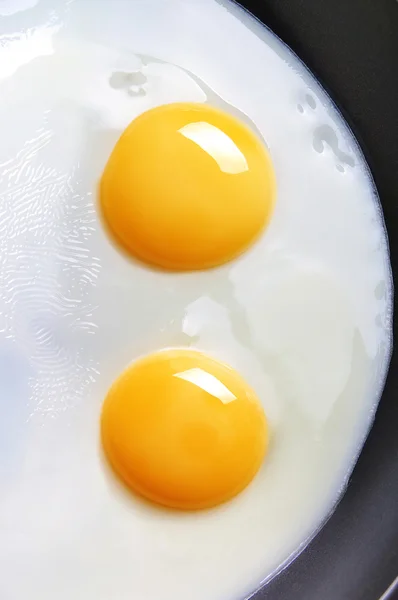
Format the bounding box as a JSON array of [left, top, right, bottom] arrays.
[[0, 2, 396, 599], [237, 0, 398, 598]]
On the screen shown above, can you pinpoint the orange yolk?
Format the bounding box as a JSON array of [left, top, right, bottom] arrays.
[[101, 349, 268, 510], [100, 102, 275, 270]]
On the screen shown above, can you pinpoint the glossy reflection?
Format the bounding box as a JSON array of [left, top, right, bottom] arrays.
[[100, 102, 276, 270], [101, 349, 268, 510], [173, 367, 237, 404], [179, 121, 249, 174]]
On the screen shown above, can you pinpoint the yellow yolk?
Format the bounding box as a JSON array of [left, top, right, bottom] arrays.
[[100, 102, 276, 270], [101, 349, 268, 510]]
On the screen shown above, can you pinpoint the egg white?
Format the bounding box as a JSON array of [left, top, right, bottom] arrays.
[[0, 1, 392, 600]]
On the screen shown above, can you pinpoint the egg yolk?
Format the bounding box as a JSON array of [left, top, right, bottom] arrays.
[[100, 102, 275, 270], [101, 349, 268, 510]]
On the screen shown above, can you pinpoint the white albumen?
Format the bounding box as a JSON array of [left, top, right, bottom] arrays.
[[0, 1, 392, 600]]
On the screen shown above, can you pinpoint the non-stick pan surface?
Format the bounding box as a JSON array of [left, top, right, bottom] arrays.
[[238, 1, 398, 599]]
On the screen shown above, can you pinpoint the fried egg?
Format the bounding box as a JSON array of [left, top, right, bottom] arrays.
[[100, 103, 275, 270], [0, 1, 392, 600], [101, 349, 268, 510]]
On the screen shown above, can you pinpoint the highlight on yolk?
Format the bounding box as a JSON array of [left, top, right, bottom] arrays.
[[100, 102, 276, 270], [101, 349, 268, 510]]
